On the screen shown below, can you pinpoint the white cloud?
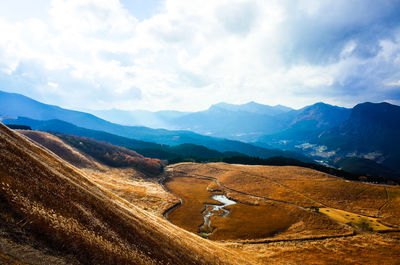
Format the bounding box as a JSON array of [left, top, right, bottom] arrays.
[[0, 0, 399, 111]]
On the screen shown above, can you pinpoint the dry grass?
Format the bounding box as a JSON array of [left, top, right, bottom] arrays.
[[19, 130, 101, 170], [164, 162, 400, 264], [319, 207, 396, 232], [20, 130, 177, 216], [0, 124, 253, 265], [84, 168, 178, 216], [232, 233, 400, 264], [165, 175, 221, 234], [169, 163, 400, 227], [209, 202, 296, 241], [4, 128, 400, 264], [165, 164, 351, 243]]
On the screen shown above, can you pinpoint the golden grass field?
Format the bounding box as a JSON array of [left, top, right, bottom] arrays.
[[164, 162, 400, 263], [2, 127, 400, 264], [0, 125, 254, 265]]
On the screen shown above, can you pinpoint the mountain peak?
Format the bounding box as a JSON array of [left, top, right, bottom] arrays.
[[350, 102, 400, 127], [211, 101, 292, 115]]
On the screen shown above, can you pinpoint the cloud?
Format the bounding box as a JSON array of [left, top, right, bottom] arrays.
[[0, 0, 399, 110]]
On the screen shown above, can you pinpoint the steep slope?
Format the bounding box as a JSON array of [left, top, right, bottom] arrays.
[[19, 130, 100, 170], [0, 123, 249, 264], [55, 134, 164, 175], [19, 131, 164, 175], [318, 102, 400, 172]]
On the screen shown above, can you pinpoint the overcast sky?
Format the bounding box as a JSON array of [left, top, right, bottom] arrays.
[[0, 0, 400, 111]]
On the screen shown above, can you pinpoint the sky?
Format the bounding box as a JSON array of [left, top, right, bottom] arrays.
[[0, 0, 400, 111]]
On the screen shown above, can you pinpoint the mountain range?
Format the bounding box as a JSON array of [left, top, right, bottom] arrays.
[[1, 90, 399, 179], [87, 100, 352, 143], [0, 90, 311, 162]]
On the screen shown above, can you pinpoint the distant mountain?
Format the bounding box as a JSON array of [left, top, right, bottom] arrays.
[[258, 102, 351, 148], [88, 101, 293, 141], [88, 108, 188, 128], [317, 102, 400, 172], [211, 101, 293, 115], [0, 90, 311, 161], [166, 102, 293, 141], [0, 90, 123, 132]]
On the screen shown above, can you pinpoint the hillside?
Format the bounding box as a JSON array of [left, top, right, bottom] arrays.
[[317, 102, 400, 173], [19, 130, 101, 170], [2, 123, 400, 264], [54, 134, 164, 175], [0, 122, 249, 264], [19, 131, 164, 176], [258, 102, 351, 148]]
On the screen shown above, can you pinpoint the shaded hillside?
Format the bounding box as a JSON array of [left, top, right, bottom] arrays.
[[0, 122, 248, 264], [318, 102, 400, 172], [334, 157, 398, 180]]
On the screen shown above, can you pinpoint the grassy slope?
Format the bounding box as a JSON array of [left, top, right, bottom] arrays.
[[18, 130, 177, 216], [0, 123, 250, 265], [19, 130, 101, 170]]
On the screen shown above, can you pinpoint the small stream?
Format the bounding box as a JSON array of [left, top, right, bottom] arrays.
[[199, 194, 236, 235]]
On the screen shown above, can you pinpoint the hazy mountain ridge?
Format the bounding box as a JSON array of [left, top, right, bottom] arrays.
[[259, 102, 351, 145], [87, 100, 351, 143]]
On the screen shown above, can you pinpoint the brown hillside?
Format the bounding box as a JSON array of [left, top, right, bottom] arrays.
[[19, 131, 164, 176], [0, 123, 250, 265], [19, 130, 176, 216], [19, 130, 100, 169], [55, 133, 164, 175]]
